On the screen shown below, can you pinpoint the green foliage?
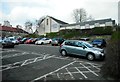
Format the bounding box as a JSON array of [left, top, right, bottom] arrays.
[[111, 30, 120, 41], [101, 30, 120, 80], [46, 32, 59, 38], [45, 26, 114, 39], [92, 27, 113, 35], [24, 34, 40, 38]]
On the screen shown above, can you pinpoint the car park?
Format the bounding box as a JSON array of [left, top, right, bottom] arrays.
[[35, 38, 52, 45], [91, 39, 106, 48], [59, 40, 105, 61], [51, 38, 65, 46]]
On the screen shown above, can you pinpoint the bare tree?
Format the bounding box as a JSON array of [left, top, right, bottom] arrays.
[[25, 21, 33, 33], [87, 15, 94, 21], [72, 8, 94, 23]]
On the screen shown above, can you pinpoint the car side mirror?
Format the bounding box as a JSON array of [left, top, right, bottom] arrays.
[[82, 46, 86, 49]]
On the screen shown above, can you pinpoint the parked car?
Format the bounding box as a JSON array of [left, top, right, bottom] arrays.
[[35, 38, 52, 45], [32, 38, 42, 44], [51, 38, 65, 46], [59, 40, 105, 61], [19, 38, 29, 44], [0, 38, 15, 48], [91, 39, 106, 48], [24, 38, 34, 44], [8, 37, 19, 45]]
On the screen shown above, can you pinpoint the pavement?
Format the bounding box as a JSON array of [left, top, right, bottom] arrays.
[[0, 44, 105, 81]]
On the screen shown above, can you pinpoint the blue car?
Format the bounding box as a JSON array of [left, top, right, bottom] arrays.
[[91, 39, 106, 48]]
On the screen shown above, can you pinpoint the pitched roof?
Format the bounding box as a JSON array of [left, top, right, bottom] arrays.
[[48, 16, 68, 24], [38, 16, 68, 25], [61, 18, 115, 27], [0, 26, 28, 33]]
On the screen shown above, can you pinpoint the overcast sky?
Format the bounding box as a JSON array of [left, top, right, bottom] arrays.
[[0, 0, 119, 29]]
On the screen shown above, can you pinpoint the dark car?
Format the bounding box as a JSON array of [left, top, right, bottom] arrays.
[[19, 38, 29, 44], [0, 38, 15, 48], [91, 39, 106, 48], [51, 38, 65, 46]]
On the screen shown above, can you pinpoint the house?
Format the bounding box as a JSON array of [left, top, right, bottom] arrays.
[[35, 16, 68, 35], [60, 18, 116, 30], [0, 25, 29, 37]]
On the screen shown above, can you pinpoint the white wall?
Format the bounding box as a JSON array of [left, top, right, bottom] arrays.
[[51, 19, 60, 32], [37, 16, 60, 35], [44, 17, 51, 33], [105, 22, 113, 26]]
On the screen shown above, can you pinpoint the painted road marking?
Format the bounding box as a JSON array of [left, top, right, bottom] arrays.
[[1, 49, 102, 80], [31, 61, 76, 82], [80, 63, 99, 76], [33, 61, 101, 81], [0, 55, 55, 71], [65, 68, 75, 79], [1, 52, 29, 59], [75, 67, 87, 79]]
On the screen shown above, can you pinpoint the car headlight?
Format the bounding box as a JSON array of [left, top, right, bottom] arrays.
[[94, 51, 101, 54]]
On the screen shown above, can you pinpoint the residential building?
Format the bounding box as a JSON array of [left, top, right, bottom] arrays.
[[60, 18, 115, 30], [35, 16, 68, 35], [0, 25, 28, 37]]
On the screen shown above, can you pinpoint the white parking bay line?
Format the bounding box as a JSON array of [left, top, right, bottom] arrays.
[[75, 67, 87, 79], [80, 63, 99, 76], [65, 68, 75, 79], [87, 62, 101, 70], [31, 61, 76, 82]]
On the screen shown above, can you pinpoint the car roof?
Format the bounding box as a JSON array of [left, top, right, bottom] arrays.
[[65, 40, 86, 43]]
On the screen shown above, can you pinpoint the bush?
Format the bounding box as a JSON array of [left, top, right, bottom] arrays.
[[46, 32, 59, 38], [24, 34, 40, 38], [101, 31, 120, 80], [92, 27, 113, 35]]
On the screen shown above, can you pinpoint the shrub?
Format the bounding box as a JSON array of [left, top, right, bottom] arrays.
[[92, 27, 113, 35], [101, 31, 120, 80]]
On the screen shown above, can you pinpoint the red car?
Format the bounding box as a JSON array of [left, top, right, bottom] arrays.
[[24, 38, 34, 44]]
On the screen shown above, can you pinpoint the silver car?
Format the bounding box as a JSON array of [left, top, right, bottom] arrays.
[[59, 40, 105, 61]]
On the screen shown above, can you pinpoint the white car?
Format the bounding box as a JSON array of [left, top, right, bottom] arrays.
[[35, 38, 52, 45], [8, 37, 19, 45]]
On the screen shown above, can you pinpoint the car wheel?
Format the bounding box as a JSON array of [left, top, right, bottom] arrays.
[[41, 42, 44, 45], [61, 50, 67, 56], [87, 53, 95, 61]]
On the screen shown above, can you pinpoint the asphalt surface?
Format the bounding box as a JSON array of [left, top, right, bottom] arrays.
[[0, 44, 105, 81]]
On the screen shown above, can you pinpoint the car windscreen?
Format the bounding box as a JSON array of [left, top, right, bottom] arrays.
[[82, 42, 93, 48]]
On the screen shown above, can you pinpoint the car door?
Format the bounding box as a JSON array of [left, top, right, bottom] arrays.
[[64, 41, 76, 54], [74, 42, 87, 56]]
